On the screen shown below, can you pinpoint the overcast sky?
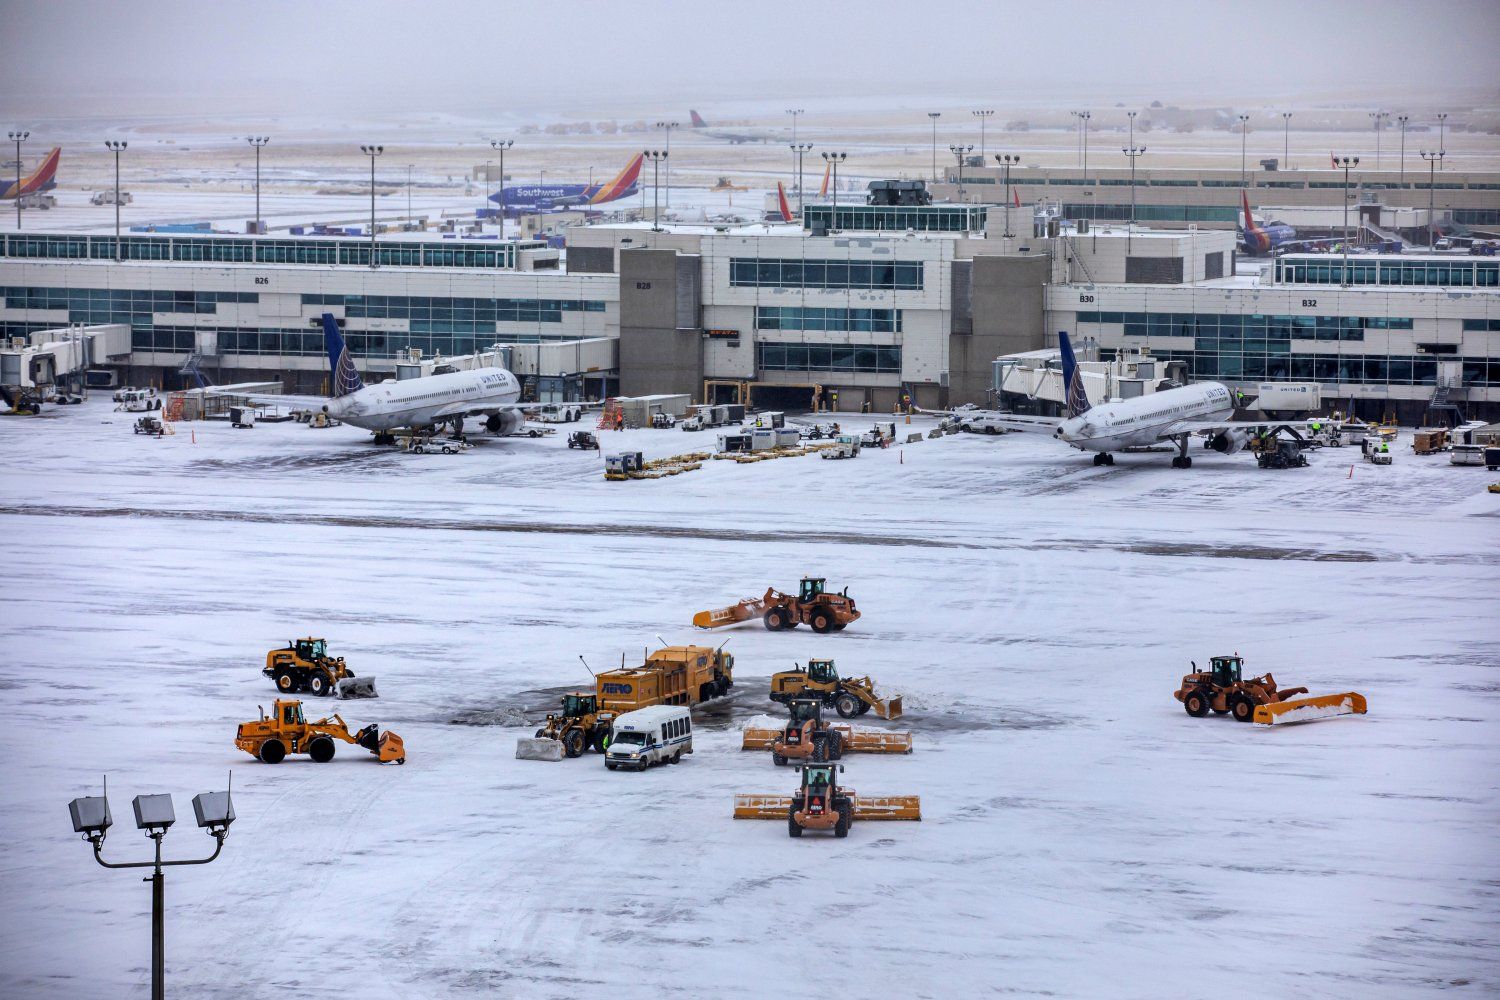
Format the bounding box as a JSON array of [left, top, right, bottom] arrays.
[[3, 0, 1498, 119]]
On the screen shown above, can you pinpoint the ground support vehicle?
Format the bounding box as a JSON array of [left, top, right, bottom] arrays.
[[263, 637, 377, 699], [1256, 439, 1308, 469], [693, 577, 861, 634], [133, 416, 167, 436], [1173, 655, 1367, 725], [568, 431, 599, 450], [769, 659, 902, 719], [733, 764, 921, 836], [116, 388, 160, 412], [604, 706, 693, 770], [819, 435, 860, 459], [405, 435, 467, 454], [235, 699, 405, 764]]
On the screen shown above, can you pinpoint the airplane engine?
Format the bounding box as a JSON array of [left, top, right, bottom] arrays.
[[1207, 429, 1251, 454], [485, 411, 524, 436]]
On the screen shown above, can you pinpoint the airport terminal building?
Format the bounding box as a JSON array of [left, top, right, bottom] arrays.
[[2, 210, 1497, 421]]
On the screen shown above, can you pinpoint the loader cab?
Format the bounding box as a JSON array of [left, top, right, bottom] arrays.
[[799, 577, 825, 602], [278, 701, 305, 726], [806, 659, 839, 685], [561, 693, 598, 718], [788, 699, 823, 724], [799, 763, 842, 796], [295, 638, 327, 661], [1211, 657, 1243, 686]]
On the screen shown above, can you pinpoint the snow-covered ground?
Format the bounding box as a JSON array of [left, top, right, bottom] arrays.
[[1, 400, 1497, 998]]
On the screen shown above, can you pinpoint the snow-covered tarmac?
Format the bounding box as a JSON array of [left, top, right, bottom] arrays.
[[2, 401, 1497, 998]]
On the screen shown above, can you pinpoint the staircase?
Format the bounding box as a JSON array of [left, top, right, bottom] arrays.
[[1425, 378, 1465, 427], [596, 397, 623, 430], [179, 352, 214, 390], [1064, 234, 1096, 286]]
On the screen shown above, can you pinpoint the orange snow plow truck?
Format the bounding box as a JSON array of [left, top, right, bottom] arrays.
[[1174, 655, 1367, 726]]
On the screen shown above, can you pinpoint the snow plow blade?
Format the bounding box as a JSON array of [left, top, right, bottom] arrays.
[[335, 675, 378, 699], [733, 793, 921, 820], [740, 726, 913, 754], [354, 724, 405, 763], [1254, 692, 1367, 726], [692, 598, 767, 629], [515, 737, 564, 762]]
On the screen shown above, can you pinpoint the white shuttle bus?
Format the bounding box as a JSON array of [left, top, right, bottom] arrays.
[[604, 705, 693, 771]]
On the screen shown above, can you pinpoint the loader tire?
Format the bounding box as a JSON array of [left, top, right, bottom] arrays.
[[1183, 690, 1210, 718], [811, 609, 836, 634], [764, 607, 792, 631], [834, 801, 852, 838], [788, 806, 803, 838], [275, 670, 297, 694], [562, 729, 586, 758], [856, 700, 871, 715], [827, 731, 844, 760], [308, 673, 331, 697], [309, 737, 336, 763], [812, 738, 828, 763], [1230, 696, 1256, 723], [835, 693, 861, 719], [258, 739, 286, 764], [772, 752, 787, 766]]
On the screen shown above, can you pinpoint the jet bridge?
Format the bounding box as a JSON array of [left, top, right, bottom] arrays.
[[993, 345, 1186, 414]]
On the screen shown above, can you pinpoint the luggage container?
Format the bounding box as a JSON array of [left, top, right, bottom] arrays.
[[774, 427, 801, 448]]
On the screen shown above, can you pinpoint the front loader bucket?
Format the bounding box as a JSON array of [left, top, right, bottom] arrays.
[[741, 729, 780, 751], [516, 737, 564, 762], [693, 598, 766, 629], [355, 724, 406, 763], [335, 676, 378, 699], [853, 795, 922, 821], [1254, 692, 1367, 726], [733, 794, 794, 819], [873, 695, 903, 720]]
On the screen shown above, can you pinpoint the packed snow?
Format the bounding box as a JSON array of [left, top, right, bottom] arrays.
[[1, 400, 1497, 998]]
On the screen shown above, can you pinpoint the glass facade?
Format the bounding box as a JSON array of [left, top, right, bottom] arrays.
[[1, 233, 546, 269], [1063, 203, 1238, 223], [756, 341, 902, 374], [1274, 257, 1500, 288], [754, 306, 901, 332], [803, 204, 984, 233], [1076, 311, 1414, 341], [729, 258, 923, 290]]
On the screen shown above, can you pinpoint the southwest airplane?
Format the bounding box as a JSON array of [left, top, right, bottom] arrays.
[[0, 147, 60, 200], [1237, 190, 1299, 256], [979, 332, 1263, 468], [489, 152, 642, 215], [221, 314, 534, 441]]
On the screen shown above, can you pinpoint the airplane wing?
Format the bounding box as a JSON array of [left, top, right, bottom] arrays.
[[200, 385, 331, 410], [427, 400, 598, 420], [987, 415, 1063, 433], [1155, 419, 1294, 439]]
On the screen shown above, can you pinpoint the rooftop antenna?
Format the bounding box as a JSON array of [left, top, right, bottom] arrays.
[[656, 635, 668, 647]]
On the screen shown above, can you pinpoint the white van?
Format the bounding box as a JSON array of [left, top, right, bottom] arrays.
[[604, 705, 693, 771]]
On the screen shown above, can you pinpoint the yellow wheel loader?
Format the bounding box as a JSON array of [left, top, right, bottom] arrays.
[[769, 659, 902, 719], [1174, 655, 1367, 726], [733, 763, 921, 835], [263, 637, 377, 699], [235, 699, 405, 764]]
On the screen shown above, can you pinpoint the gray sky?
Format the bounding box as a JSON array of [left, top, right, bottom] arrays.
[[3, 0, 1498, 118]]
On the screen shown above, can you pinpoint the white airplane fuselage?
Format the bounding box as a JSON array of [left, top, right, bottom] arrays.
[[1056, 382, 1234, 452], [326, 367, 521, 432]]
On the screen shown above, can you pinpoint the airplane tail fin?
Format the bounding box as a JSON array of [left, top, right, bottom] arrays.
[[689, 110, 707, 128], [776, 181, 792, 222], [3, 147, 60, 199], [1013, 187, 1021, 208], [1059, 331, 1091, 419], [819, 160, 831, 197], [589, 152, 644, 204], [322, 313, 364, 398]]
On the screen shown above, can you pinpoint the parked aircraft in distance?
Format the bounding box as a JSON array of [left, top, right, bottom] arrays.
[[0, 147, 60, 200], [689, 110, 784, 145], [490, 153, 642, 215]]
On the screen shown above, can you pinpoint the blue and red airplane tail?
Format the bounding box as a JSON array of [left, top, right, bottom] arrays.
[[0, 147, 60, 200], [1239, 190, 1270, 254], [689, 110, 708, 128], [587, 153, 644, 205], [776, 181, 793, 222], [1059, 331, 1092, 419], [322, 313, 365, 398]]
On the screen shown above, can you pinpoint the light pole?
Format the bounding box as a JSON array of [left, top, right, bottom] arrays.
[[105, 140, 127, 261], [1397, 115, 1409, 186], [654, 121, 678, 207], [790, 142, 812, 218], [68, 779, 236, 1000], [246, 136, 269, 235], [786, 108, 804, 189], [1069, 111, 1082, 167], [1420, 150, 1444, 250], [972, 109, 994, 161], [8, 130, 28, 230], [1436, 113, 1447, 169], [995, 153, 1020, 238], [406, 163, 414, 228], [950, 144, 972, 201], [1126, 110, 1137, 147], [1369, 111, 1389, 170], [360, 144, 383, 267], [1281, 112, 1292, 169], [1123, 144, 1146, 249], [1336, 155, 1359, 284], [1079, 111, 1092, 223], [821, 151, 846, 231], [645, 150, 667, 230], [927, 112, 941, 182], [1238, 114, 1250, 186], [490, 139, 512, 234]]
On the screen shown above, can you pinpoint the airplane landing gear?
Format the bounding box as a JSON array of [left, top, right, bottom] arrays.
[[373, 431, 396, 446], [1092, 452, 1115, 466], [1171, 435, 1192, 469]]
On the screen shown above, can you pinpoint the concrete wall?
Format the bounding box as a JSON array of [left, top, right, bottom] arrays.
[[954, 254, 1050, 404], [618, 248, 703, 398]]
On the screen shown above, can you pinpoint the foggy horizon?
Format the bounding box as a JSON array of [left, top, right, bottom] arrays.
[[3, 0, 1499, 121]]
